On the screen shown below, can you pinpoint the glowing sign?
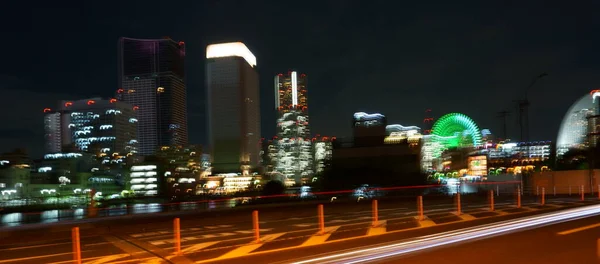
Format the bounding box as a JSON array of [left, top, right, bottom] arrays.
[[64, 102, 73, 107], [109, 98, 117, 103], [206, 42, 257, 67], [386, 124, 421, 133], [355, 120, 382, 127], [291, 71, 298, 106], [468, 155, 487, 176], [481, 129, 491, 137], [87, 100, 95, 105], [353, 112, 385, 121], [43, 108, 52, 113]]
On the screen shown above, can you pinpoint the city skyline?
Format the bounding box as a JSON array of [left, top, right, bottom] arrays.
[[1, 1, 599, 158], [1, 3, 600, 262]]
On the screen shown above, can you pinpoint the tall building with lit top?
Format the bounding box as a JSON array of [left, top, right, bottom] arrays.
[[206, 42, 260, 174], [117, 37, 188, 156], [274, 71, 312, 184], [43, 98, 137, 160]]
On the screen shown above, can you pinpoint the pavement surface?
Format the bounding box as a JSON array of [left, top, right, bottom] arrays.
[[0, 195, 596, 264], [376, 213, 600, 264]]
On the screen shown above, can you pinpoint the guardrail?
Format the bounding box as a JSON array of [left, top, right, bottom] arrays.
[[0, 181, 528, 227]]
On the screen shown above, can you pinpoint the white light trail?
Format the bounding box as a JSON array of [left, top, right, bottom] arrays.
[[275, 75, 280, 109], [291, 204, 600, 264], [291, 71, 298, 106]]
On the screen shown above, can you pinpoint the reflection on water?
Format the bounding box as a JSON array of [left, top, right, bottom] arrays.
[[41, 210, 59, 224], [1, 184, 516, 228], [74, 208, 84, 220], [1, 213, 22, 227], [132, 203, 162, 214], [180, 202, 198, 211], [443, 180, 518, 195]]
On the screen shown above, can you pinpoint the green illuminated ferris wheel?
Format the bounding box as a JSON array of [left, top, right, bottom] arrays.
[[430, 113, 483, 149]]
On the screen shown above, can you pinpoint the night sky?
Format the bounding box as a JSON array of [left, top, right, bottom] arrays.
[[1, 1, 599, 158]]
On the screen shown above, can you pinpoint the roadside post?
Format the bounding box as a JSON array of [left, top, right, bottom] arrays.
[[318, 204, 325, 235], [253, 210, 260, 243], [174, 218, 181, 255], [72, 227, 82, 264]]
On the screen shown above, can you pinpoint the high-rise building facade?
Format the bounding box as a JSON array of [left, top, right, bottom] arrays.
[[206, 42, 260, 173], [117, 37, 188, 156], [43, 111, 64, 153], [274, 71, 312, 184], [43, 98, 137, 160], [312, 135, 334, 175]]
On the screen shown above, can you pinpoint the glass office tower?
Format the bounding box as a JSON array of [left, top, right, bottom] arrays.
[[117, 37, 188, 156], [206, 42, 261, 174]]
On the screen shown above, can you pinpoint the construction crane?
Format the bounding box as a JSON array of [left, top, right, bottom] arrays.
[[514, 73, 548, 142]]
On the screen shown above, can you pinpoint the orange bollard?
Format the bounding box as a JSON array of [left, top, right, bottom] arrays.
[[72, 227, 82, 264], [456, 193, 462, 215], [372, 199, 379, 227], [253, 210, 260, 243], [541, 188, 545, 206], [417, 196, 424, 221], [581, 185, 585, 201], [517, 187, 521, 208], [317, 204, 325, 235], [489, 190, 495, 211], [173, 218, 181, 255]]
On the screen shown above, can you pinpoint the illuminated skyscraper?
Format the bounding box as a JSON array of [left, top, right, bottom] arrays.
[[117, 37, 188, 156], [43, 111, 64, 153], [43, 98, 137, 159], [312, 135, 334, 175], [206, 42, 260, 173], [275, 71, 312, 184]]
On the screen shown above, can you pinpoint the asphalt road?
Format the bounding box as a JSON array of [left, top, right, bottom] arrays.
[[212, 199, 600, 264], [0, 195, 593, 264], [378, 214, 600, 264]]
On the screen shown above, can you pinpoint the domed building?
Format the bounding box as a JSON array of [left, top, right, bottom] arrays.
[[556, 91, 600, 158]]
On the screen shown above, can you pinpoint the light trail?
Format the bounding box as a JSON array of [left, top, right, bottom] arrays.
[[291, 204, 600, 264]]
